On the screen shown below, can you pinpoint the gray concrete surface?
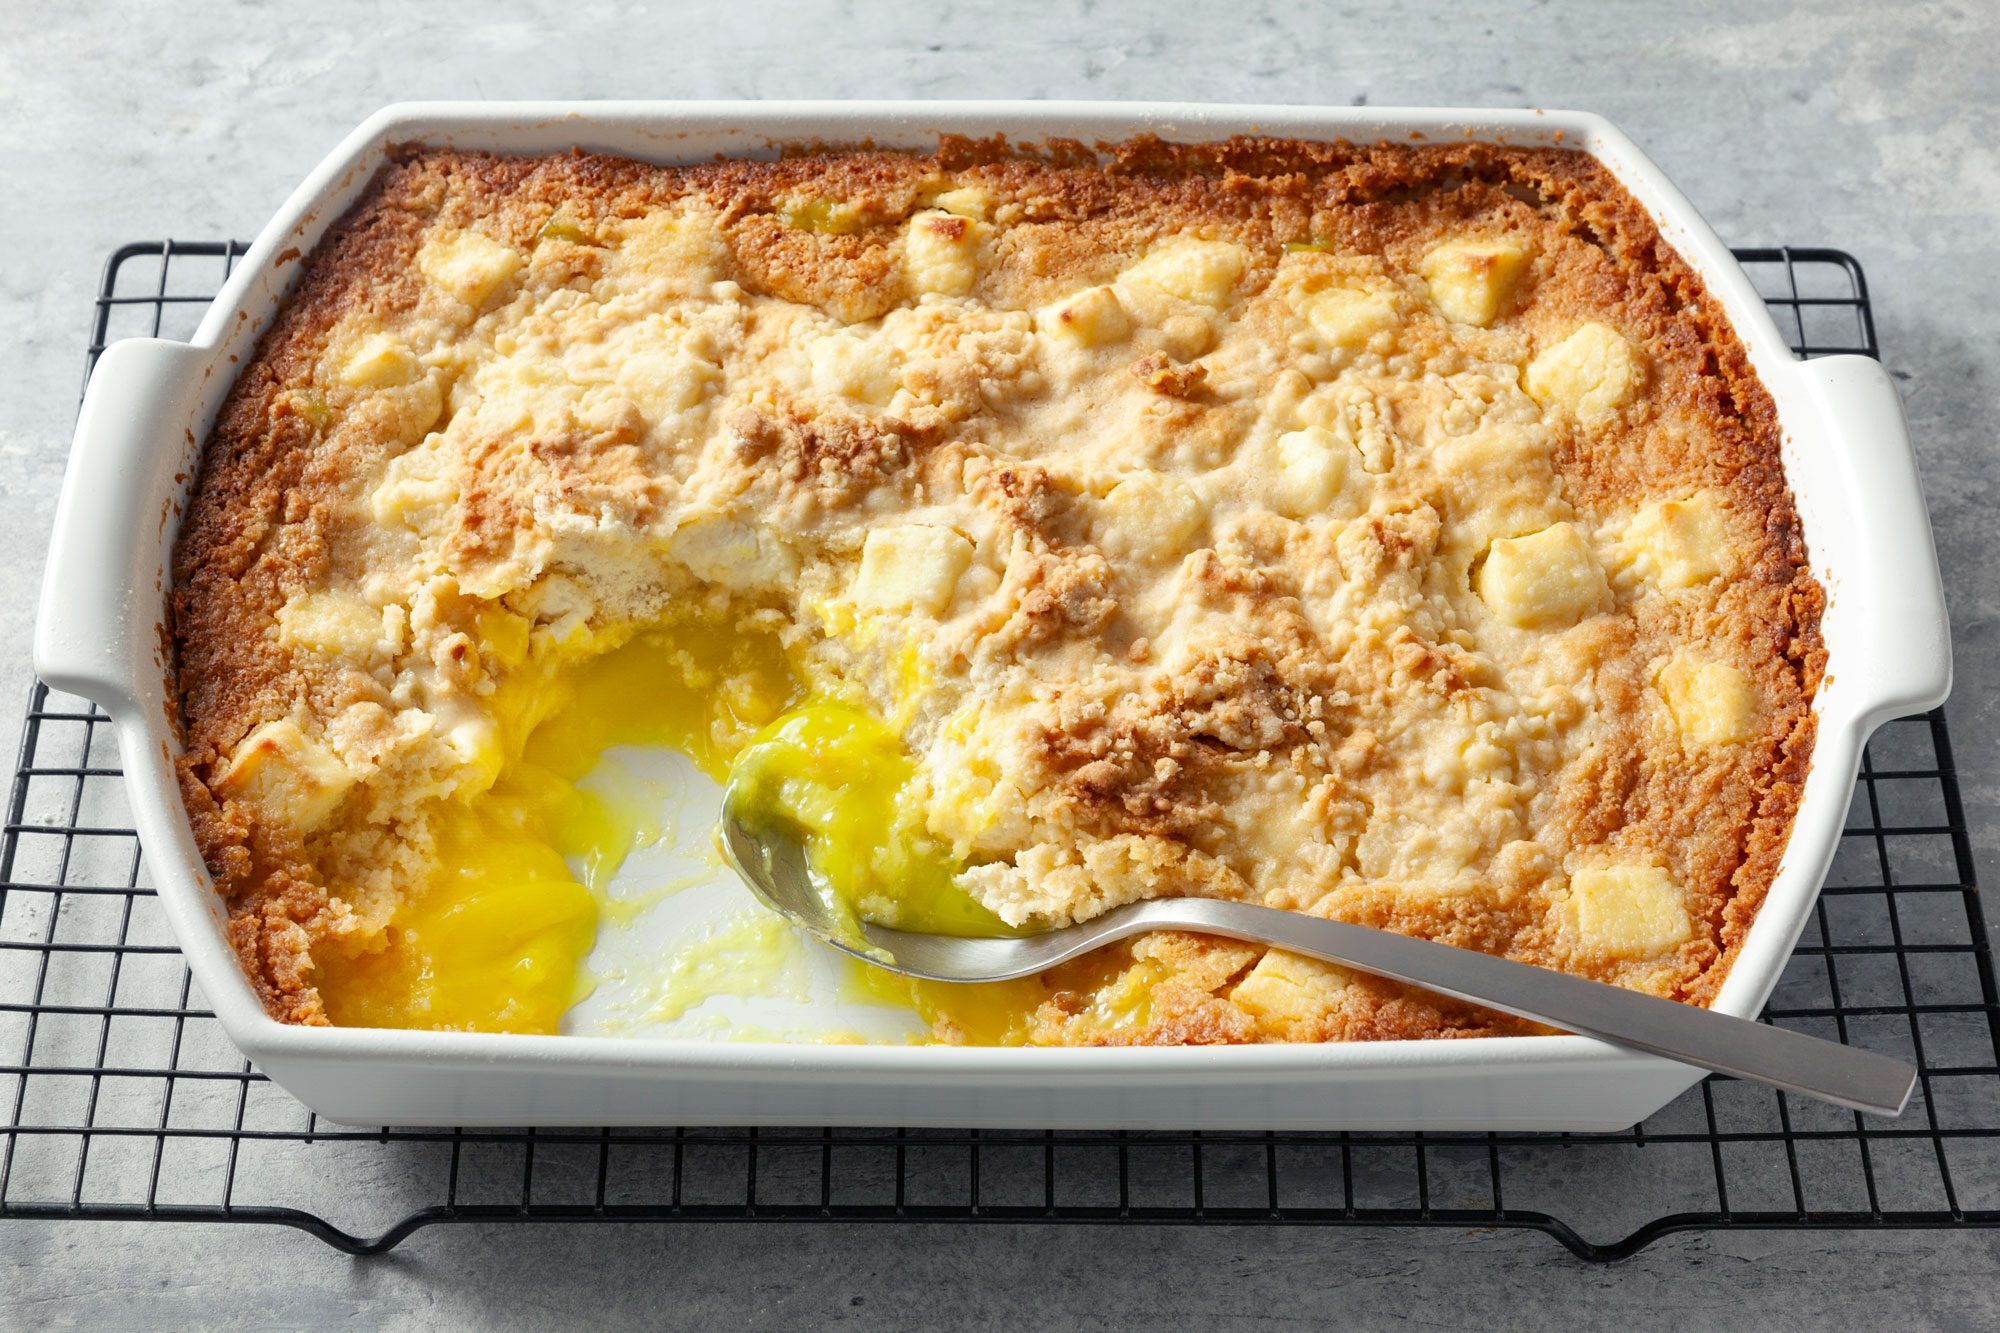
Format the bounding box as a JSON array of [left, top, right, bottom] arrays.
[[2, 0, 1997, 1327]]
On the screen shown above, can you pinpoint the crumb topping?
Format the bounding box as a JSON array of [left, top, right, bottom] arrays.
[[171, 137, 1822, 1042]]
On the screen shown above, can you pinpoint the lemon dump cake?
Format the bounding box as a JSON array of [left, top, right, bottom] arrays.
[[170, 136, 1822, 1044]]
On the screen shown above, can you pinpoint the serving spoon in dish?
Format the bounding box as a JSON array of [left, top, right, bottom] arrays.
[[720, 799, 1916, 1117]]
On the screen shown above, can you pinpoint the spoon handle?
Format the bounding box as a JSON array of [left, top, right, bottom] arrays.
[[1166, 900, 1915, 1116]]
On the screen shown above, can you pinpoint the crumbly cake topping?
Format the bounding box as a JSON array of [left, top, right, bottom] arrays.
[[170, 137, 1821, 1042]]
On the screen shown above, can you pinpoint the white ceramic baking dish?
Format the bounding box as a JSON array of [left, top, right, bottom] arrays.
[[33, 102, 1949, 1130]]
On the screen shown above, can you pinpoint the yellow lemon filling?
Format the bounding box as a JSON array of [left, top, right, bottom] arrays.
[[317, 618, 1042, 1041], [317, 620, 794, 1033], [312, 799, 600, 1034], [725, 704, 1014, 939]]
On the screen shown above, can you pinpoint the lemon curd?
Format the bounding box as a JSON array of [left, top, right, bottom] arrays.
[[316, 618, 1042, 1041], [726, 705, 1017, 939], [316, 619, 792, 1033]]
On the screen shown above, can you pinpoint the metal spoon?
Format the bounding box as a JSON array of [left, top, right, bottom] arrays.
[[719, 800, 1915, 1117]]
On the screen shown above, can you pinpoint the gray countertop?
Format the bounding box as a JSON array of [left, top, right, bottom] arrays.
[[3, 0, 1998, 1326]]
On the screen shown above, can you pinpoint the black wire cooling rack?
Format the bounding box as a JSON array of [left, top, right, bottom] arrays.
[[1, 243, 1991, 1263]]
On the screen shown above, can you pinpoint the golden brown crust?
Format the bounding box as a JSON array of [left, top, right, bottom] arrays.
[[171, 136, 1823, 1043]]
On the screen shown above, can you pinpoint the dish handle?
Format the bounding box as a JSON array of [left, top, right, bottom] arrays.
[[34, 338, 210, 716], [1796, 354, 1953, 725]]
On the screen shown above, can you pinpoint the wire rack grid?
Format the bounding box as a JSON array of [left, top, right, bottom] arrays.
[[0, 243, 1991, 1263]]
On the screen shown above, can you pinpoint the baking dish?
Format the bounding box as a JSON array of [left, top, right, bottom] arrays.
[[33, 102, 1950, 1130]]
